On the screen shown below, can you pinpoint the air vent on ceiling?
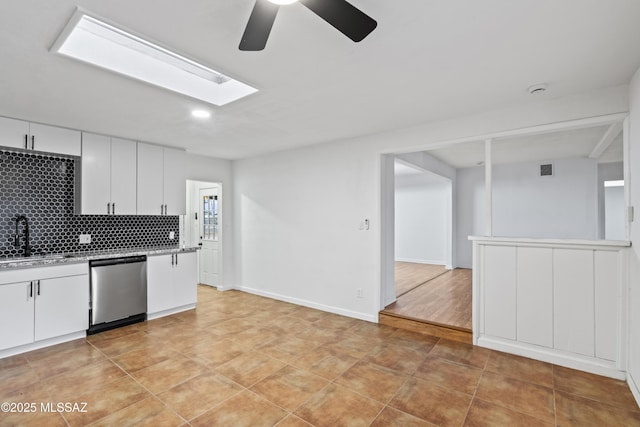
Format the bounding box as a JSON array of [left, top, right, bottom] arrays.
[[540, 163, 553, 177]]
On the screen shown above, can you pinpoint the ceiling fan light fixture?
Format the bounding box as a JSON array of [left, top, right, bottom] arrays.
[[51, 8, 258, 106]]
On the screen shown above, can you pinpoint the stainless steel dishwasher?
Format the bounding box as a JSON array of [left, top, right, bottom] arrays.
[[88, 255, 147, 334]]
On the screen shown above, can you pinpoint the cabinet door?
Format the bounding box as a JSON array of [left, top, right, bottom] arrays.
[[110, 138, 137, 215], [0, 116, 29, 149], [0, 282, 34, 351], [554, 249, 595, 357], [81, 133, 111, 214], [173, 252, 197, 307], [163, 147, 186, 215], [29, 123, 81, 156], [137, 142, 165, 215], [35, 275, 89, 341], [147, 255, 174, 314]]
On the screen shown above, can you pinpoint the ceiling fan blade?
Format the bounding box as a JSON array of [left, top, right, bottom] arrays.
[[239, 0, 280, 51], [299, 0, 377, 42]]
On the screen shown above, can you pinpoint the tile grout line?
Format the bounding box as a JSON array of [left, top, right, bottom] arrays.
[[86, 338, 194, 426]]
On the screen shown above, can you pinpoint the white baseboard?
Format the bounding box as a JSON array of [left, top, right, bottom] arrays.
[[237, 285, 377, 323], [629, 372, 640, 408], [198, 283, 235, 291], [395, 258, 447, 265], [477, 336, 626, 380], [147, 304, 196, 320], [0, 331, 86, 359]]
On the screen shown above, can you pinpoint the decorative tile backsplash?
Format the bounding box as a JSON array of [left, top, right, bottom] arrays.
[[0, 149, 179, 258]]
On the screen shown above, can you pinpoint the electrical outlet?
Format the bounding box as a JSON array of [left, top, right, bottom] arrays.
[[356, 288, 363, 298], [79, 234, 91, 244], [169, 231, 175, 240]]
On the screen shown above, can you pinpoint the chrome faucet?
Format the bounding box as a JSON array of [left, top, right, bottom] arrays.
[[14, 215, 32, 257]]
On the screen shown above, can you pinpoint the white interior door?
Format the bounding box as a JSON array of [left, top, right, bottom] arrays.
[[198, 187, 220, 287]]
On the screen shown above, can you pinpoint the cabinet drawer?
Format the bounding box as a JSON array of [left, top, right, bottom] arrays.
[[0, 262, 88, 285]]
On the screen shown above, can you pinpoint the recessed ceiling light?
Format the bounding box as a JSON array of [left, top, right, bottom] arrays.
[[192, 110, 211, 119], [268, 0, 298, 5], [51, 8, 258, 106]]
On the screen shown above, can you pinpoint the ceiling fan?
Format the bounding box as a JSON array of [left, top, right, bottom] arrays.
[[239, 0, 377, 51]]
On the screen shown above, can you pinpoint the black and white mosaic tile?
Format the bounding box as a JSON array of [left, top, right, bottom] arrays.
[[0, 149, 179, 258]]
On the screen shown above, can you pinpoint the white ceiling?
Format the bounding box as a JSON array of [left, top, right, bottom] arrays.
[[0, 1, 639, 160]]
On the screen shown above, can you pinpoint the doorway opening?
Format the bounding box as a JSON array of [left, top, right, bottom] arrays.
[[185, 180, 222, 288], [380, 157, 472, 341]]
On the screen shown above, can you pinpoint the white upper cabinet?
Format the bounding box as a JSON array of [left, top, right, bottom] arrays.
[[29, 123, 81, 156], [81, 133, 137, 215], [110, 138, 137, 214], [163, 146, 186, 215], [81, 133, 111, 214], [137, 142, 186, 215], [0, 116, 29, 149], [0, 117, 81, 156], [137, 143, 164, 215]]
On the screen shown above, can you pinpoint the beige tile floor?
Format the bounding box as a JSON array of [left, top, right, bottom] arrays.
[[1, 285, 639, 426]]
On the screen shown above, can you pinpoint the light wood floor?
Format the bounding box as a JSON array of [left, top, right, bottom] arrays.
[[394, 261, 448, 296], [384, 263, 472, 332]]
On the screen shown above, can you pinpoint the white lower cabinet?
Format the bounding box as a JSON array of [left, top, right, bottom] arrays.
[[0, 264, 89, 352], [0, 282, 35, 350], [35, 275, 89, 341], [147, 252, 197, 316]]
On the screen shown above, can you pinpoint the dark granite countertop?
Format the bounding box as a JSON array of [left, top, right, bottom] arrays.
[[0, 246, 199, 270]]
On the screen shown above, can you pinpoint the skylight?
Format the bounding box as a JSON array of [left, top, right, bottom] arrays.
[[50, 8, 257, 106]]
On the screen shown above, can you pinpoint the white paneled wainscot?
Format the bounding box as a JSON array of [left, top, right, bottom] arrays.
[[471, 236, 630, 379]]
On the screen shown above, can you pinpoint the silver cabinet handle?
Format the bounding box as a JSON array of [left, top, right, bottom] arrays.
[[107, 203, 111, 215], [164, 204, 168, 215], [112, 203, 115, 215], [29, 281, 33, 298], [161, 204, 164, 215], [24, 134, 28, 149], [175, 253, 178, 265], [31, 135, 35, 150], [171, 254, 175, 266], [37, 280, 41, 296]]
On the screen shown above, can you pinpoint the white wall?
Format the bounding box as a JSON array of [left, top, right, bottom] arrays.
[[395, 172, 450, 265], [604, 186, 626, 240], [598, 162, 625, 239], [492, 157, 598, 239], [233, 145, 379, 321], [233, 84, 629, 322], [456, 166, 485, 268], [627, 67, 640, 403], [394, 151, 456, 268], [184, 153, 234, 287]]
